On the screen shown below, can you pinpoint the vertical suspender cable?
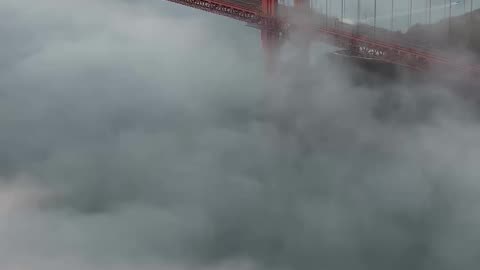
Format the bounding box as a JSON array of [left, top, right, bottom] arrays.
[[449, 0, 452, 18], [325, 0, 329, 28], [470, 0, 474, 45], [374, 0, 377, 37], [329, 0, 332, 25], [327, 0, 330, 26], [357, 0, 361, 34], [424, 0, 427, 23], [430, 0, 433, 23], [358, 0, 361, 24], [327, 0, 331, 28], [341, 0, 344, 24], [409, 0, 412, 27], [449, 0, 452, 37], [471, 0, 474, 22], [390, 0, 394, 31], [445, 0, 447, 18]]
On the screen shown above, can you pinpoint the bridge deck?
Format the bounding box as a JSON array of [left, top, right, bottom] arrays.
[[227, 0, 261, 10], [164, 0, 480, 76]]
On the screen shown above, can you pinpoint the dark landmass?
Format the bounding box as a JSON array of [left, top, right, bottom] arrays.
[[329, 9, 480, 90], [405, 9, 480, 59]]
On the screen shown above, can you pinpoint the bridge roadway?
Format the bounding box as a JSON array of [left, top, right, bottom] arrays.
[[227, 0, 260, 10], [164, 0, 480, 76]]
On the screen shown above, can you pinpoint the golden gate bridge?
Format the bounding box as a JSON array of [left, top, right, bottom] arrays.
[[164, 0, 480, 77]]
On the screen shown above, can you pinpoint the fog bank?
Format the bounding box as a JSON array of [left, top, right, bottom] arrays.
[[1, 0, 480, 269]]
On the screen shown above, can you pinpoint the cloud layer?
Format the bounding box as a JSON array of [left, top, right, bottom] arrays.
[[1, 0, 480, 270]]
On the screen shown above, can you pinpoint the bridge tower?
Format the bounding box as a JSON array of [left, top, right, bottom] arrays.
[[293, 0, 308, 9], [261, 0, 311, 75], [261, 0, 279, 75], [294, 0, 311, 69]]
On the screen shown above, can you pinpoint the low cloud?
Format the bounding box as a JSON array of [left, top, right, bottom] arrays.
[[1, 0, 480, 270]]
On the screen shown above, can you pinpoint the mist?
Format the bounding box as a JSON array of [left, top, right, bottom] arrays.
[[1, 0, 480, 269]]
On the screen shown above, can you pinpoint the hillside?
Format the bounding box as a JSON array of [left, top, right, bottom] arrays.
[[405, 9, 480, 58]]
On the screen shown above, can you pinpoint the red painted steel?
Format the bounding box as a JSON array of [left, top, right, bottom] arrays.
[[262, 0, 276, 16], [261, 0, 279, 74], [163, 0, 480, 77], [293, 0, 308, 9], [164, 0, 274, 25]]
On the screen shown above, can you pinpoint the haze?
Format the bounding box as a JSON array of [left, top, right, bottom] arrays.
[[1, 0, 479, 269]]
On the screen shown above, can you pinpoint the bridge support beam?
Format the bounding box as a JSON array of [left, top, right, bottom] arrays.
[[261, 30, 280, 75], [294, 0, 308, 9], [262, 0, 276, 15], [294, 0, 311, 69], [261, 0, 279, 76]]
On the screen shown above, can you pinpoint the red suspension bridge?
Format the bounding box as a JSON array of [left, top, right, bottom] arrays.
[[165, 0, 480, 77]]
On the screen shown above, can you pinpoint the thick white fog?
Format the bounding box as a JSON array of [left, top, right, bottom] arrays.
[[1, 0, 480, 269]]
